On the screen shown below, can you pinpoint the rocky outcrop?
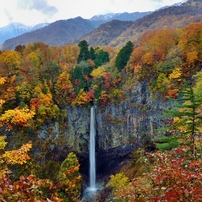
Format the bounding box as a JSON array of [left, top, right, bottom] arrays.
[[57, 82, 171, 153], [33, 81, 172, 161]]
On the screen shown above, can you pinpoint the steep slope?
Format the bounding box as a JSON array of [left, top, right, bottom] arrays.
[[2, 17, 96, 50], [69, 20, 133, 47], [109, 0, 202, 47], [68, 0, 202, 48], [0, 23, 49, 44]]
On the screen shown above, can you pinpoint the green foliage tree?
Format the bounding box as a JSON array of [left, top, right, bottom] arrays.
[[89, 47, 96, 60], [94, 49, 109, 67], [77, 40, 90, 63], [39, 61, 60, 84], [77, 61, 92, 77], [155, 136, 180, 152], [115, 41, 134, 72], [70, 61, 93, 95]]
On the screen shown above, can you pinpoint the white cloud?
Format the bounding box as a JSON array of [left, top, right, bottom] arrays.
[[0, 0, 185, 27]]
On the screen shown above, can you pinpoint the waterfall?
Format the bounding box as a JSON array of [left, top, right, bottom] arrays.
[[81, 106, 102, 201], [89, 106, 96, 190]]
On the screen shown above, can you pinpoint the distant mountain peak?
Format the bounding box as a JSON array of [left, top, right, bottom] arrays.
[[90, 13, 119, 21], [172, 0, 188, 6], [0, 22, 49, 45], [90, 11, 151, 23], [156, 0, 188, 11]]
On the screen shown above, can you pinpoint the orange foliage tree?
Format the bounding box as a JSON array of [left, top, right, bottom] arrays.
[[178, 22, 202, 78]]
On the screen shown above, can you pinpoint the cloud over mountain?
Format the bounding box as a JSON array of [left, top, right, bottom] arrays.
[[17, 0, 58, 16]]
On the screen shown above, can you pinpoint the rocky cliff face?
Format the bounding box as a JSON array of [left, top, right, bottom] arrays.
[[35, 82, 171, 176], [59, 82, 171, 153], [36, 81, 172, 155]]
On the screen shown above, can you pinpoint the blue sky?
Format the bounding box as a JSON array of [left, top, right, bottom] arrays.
[[0, 0, 187, 27]]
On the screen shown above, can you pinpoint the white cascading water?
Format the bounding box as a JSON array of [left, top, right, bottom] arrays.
[[81, 106, 102, 201], [89, 106, 96, 190]]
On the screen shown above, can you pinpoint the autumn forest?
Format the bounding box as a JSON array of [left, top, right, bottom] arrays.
[[0, 13, 202, 201]]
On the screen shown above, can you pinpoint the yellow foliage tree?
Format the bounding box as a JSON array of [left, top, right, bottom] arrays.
[[0, 74, 33, 181], [0, 107, 35, 130], [0, 56, 18, 102], [72, 89, 88, 106], [106, 173, 129, 194], [0, 136, 32, 178], [25, 51, 40, 68], [31, 82, 59, 123], [0, 77, 6, 85], [55, 71, 73, 105], [63, 44, 80, 68], [169, 67, 182, 80], [0, 50, 21, 70], [142, 52, 154, 65], [90, 66, 106, 78], [186, 50, 198, 65]]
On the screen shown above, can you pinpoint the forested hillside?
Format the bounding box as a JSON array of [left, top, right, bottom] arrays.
[[109, 0, 202, 46], [70, 20, 133, 47]]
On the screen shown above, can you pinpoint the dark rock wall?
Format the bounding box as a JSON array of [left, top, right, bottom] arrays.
[[59, 82, 171, 153]]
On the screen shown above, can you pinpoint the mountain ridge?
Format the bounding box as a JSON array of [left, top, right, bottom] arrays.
[[2, 0, 201, 50], [2, 17, 97, 50], [1, 12, 151, 50], [67, 0, 202, 47]]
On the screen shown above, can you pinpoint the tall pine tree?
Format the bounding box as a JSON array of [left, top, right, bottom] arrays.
[[77, 40, 90, 63], [115, 41, 134, 72], [166, 77, 202, 158]]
